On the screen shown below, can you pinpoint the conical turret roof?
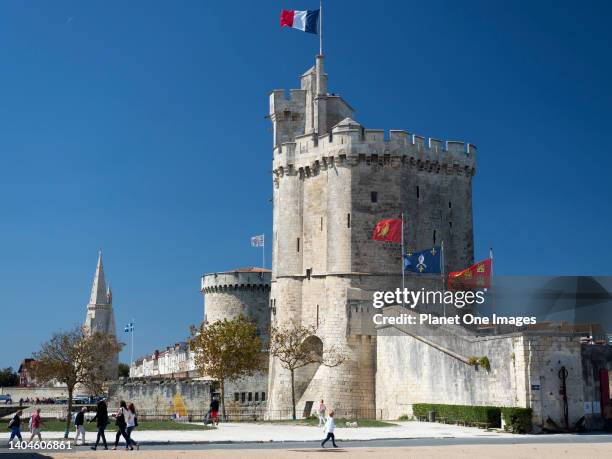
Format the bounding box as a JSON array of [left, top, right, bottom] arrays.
[[89, 251, 109, 305]]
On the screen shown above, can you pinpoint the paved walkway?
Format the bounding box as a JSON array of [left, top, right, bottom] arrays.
[[46, 444, 612, 459], [33, 421, 515, 443]]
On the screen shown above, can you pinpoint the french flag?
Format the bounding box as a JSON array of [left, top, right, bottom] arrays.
[[280, 9, 320, 34]]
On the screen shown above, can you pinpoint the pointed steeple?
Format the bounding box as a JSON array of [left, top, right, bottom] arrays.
[[106, 283, 113, 304], [89, 250, 109, 305]]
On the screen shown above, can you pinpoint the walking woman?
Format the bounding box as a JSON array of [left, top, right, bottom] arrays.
[[111, 400, 132, 450], [126, 403, 139, 450], [89, 400, 109, 450]]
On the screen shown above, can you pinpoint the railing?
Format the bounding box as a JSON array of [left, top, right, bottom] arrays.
[[128, 407, 381, 422]]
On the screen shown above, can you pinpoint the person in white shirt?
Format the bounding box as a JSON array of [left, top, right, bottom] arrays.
[[321, 410, 338, 448], [125, 403, 139, 450]]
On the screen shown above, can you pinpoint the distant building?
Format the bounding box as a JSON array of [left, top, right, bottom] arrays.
[[130, 342, 196, 378], [18, 359, 37, 387]]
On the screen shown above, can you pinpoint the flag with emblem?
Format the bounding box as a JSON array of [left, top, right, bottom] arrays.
[[372, 219, 402, 243], [448, 258, 492, 290], [404, 246, 442, 274], [251, 234, 265, 247], [124, 322, 134, 333]]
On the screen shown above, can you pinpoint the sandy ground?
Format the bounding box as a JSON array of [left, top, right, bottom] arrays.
[[46, 443, 612, 459]]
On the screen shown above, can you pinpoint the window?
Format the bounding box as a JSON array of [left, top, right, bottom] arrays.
[[416, 186, 420, 199], [248, 392, 253, 402], [306, 268, 312, 279], [316, 304, 319, 327], [371, 191, 378, 203], [347, 213, 351, 228], [320, 216, 323, 231], [261, 392, 266, 401], [433, 230, 437, 245], [297, 238, 300, 252], [241, 392, 246, 403], [255, 392, 259, 402], [448, 201, 452, 208], [234, 392, 239, 402], [449, 221, 453, 228]]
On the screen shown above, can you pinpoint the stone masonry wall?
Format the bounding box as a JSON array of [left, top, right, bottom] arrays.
[[376, 319, 586, 431]]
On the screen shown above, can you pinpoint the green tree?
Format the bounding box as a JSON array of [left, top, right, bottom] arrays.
[[189, 316, 263, 420], [269, 324, 346, 420], [118, 363, 130, 378], [0, 367, 19, 387], [33, 326, 122, 438]]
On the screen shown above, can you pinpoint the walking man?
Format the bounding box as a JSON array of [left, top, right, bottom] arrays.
[[8, 410, 22, 444], [317, 400, 326, 427], [321, 410, 338, 448], [74, 407, 87, 445]]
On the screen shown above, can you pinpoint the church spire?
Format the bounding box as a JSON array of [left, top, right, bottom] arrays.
[[89, 250, 109, 305]]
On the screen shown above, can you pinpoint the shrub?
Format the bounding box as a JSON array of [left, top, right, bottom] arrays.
[[478, 356, 491, 371], [467, 356, 478, 366], [398, 414, 409, 421], [501, 407, 532, 433], [412, 403, 501, 428]]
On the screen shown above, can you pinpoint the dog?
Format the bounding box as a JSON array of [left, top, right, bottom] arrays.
[[345, 421, 358, 428]]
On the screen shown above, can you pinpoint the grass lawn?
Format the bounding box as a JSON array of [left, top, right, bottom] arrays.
[[263, 417, 396, 427], [40, 420, 212, 432]]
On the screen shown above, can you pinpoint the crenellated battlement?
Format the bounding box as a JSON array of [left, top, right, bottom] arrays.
[[201, 269, 271, 293], [272, 123, 476, 179], [269, 89, 307, 114]]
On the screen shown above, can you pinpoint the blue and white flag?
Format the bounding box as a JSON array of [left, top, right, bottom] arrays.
[[124, 322, 134, 333], [404, 246, 442, 274]]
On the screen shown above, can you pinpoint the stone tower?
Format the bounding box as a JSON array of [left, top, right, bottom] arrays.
[[201, 267, 271, 341], [267, 55, 477, 417], [83, 251, 118, 378]]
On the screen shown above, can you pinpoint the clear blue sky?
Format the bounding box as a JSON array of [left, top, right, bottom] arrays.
[[1, 1, 611, 369]]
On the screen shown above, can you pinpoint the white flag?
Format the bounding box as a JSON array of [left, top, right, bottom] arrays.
[[251, 234, 265, 247]]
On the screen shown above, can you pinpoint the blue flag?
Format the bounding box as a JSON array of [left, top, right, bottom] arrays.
[[124, 323, 134, 333], [404, 246, 442, 273]]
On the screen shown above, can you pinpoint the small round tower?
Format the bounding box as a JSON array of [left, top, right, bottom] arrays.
[[200, 267, 272, 341]]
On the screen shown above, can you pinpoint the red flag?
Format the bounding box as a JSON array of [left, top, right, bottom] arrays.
[[372, 219, 402, 243], [448, 258, 492, 290]]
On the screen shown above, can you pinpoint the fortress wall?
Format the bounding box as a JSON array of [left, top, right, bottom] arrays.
[[107, 379, 213, 414], [376, 328, 585, 429], [108, 374, 268, 415]]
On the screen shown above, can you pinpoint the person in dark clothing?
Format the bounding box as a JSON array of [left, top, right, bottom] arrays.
[[210, 396, 220, 425], [604, 400, 612, 432], [8, 410, 22, 444], [74, 407, 87, 445], [112, 401, 132, 451], [89, 400, 109, 450]]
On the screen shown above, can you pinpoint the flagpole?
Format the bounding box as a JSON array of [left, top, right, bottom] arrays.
[[490, 248, 496, 334], [130, 319, 134, 367], [401, 212, 405, 307], [319, 0, 323, 55], [441, 241, 446, 318]]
